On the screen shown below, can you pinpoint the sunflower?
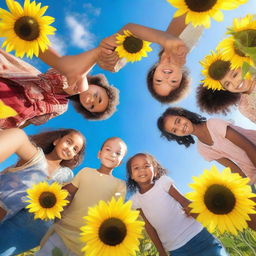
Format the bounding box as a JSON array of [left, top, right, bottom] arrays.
[[217, 37, 254, 70], [200, 50, 230, 90], [0, 100, 17, 118], [186, 166, 256, 235], [0, 0, 56, 58], [80, 197, 144, 256], [26, 182, 69, 220], [115, 30, 152, 63], [166, 0, 241, 28]]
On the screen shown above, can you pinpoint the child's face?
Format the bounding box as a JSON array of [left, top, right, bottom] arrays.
[[54, 132, 84, 160], [130, 155, 155, 185], [153, 62, 182, 96], [164, 115, 194, 136], [79, 84, 109, 113], [98, 138, 127, 169], [220, 68, 255, 93]]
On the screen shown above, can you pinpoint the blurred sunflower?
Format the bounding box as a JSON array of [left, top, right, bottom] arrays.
[[186, 166, 256, 235], [166, 0, 241, 28], [0, 100, 17, 118], [217, 37, 254, 70], [200, 50, 230, 90], [26, 182, 69, 220], [115, 30, 152, 63], [0, 0, 56, 58], [80, 197, 144, 256]]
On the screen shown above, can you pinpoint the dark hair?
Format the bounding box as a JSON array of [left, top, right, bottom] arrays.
[[126, 153, 168, 193], [157, 107, 206, 147], [147, 64, 190, 103], [68, 74, 119, 120], [30, 129, 86, 169], [196, 85, 241, 115], [100, 137, 127, 154]]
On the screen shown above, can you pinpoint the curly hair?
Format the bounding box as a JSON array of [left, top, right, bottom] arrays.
[[126, 153, 168, 193], [147, 64, 190, 103], [68, 74, 119, 121], [196, 85, 241, 115], [157, 107, 206, 147], [30, 128, 86, 169]]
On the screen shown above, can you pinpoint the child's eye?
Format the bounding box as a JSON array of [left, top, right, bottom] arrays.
[[90, 105, 94, 110], [133, 167, 139, 170], [116, 152, 121, 156], [66, 140, 71, 145], [233, 73, 238, 78]]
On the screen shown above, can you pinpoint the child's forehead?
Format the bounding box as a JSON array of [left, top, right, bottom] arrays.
[[103, 138, 126, 150], [132, 154, 150, 163]]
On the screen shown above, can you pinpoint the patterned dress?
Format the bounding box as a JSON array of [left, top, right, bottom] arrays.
[[0, 49, 69, 128]]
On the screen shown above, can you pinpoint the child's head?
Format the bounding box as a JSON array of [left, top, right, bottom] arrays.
[[30, 128, 86, 169], [69, 74, 119, 120], [126, 153, 167, 193], [196, 85, 241, 115], [98, 137, 127, 169], [146, 50, 190, 103], [157, 107, 206, 147]]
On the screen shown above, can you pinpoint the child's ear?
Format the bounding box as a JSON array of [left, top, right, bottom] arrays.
[[53, 138, 59, 146], [97, 150, 101, 159]]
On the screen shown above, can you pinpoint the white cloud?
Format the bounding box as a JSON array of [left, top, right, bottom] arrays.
[[49, 35, 67, 56], [83, 3, 101, 16], [65, 15, 95, 50]]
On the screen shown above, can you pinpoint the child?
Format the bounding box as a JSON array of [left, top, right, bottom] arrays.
[[0, 128, 85, 255], [197, 64, 256, 123], [98, 14, 204, 103], [126, 153, 227, 256], [0, 46, 119, 129], [36, 137, 127, 256], [157, 107, 256, 185]]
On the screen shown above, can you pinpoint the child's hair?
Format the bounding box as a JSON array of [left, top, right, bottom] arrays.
[[146, 50, 190, 103], [68, 74, 119, 120], [126, 153, 168, 193], [30, 128, 86, 169], [157, 107, 206, 147], [196, 85, 241, 115]]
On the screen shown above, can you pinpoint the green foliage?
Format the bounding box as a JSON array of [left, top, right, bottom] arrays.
[[136, 230, 159, 256], [52, 247, 64, 256], [214, 228, 256, 256]]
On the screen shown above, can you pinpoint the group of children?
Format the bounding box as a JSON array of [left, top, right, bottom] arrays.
[[0, 5, 256, 256]]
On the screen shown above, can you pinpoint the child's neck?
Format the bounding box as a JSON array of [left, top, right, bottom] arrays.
[[45, 152, 62, 175], [139, 182, 154, 194], [192, 121, 213, 146], [97, 165, 113, 175]]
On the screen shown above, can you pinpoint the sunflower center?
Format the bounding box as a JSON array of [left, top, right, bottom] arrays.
[[39, 192, 57, 208], [204, 184, 236, 214], [123, 36, 143, 53], [184, 0, 217, 12], [14, 16, 40, 41], [99, 217, 127, 246], [209, 60, 230, 80]]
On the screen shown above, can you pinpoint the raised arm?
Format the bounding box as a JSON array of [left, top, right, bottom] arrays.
[[39, 47, 100, 93], [0, 128, 37, 165], [216, 157, 247, 178], [225, 126, 256, 168], [166, 14, 187, 37], [139, 209, 168, 256], [168, 185, 198, 219]]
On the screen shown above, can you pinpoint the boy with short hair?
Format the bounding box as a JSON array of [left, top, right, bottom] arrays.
[[37, 137, 127, 256]]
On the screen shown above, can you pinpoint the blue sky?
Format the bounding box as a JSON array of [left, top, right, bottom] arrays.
[[1, 0, 256, 194]]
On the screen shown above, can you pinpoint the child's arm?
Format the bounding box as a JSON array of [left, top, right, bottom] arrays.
[[139, 209, 168, 256], [166, 14, 187, 37], [216, 158, 247, 178], [225, 126, 256, 169], [62, 183, 78, 206], [39, 47, 100, 93], [0, 128, 37, 165], [168, 185, 198, 219]]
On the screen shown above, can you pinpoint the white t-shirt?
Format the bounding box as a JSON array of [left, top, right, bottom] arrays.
[[130, 176, 203, 251]]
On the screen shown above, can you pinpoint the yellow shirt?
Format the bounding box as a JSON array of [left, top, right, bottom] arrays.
[[53, 167, 126, 255]]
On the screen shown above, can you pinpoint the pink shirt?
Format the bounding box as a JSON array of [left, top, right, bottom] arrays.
[[0, 49, 68, 128], [197, 118, 256, 184], [239, 86, 256, 124]]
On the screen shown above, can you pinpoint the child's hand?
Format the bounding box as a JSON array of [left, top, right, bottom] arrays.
[[183, 205, 197, 218], [97, 48, 121, 72], [164, 38, 188, 67], [99, 34, 118, 52]]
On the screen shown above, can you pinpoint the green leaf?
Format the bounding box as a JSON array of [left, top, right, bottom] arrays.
[[52, 247, 63, 256], [242, 62, 251, 78]]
